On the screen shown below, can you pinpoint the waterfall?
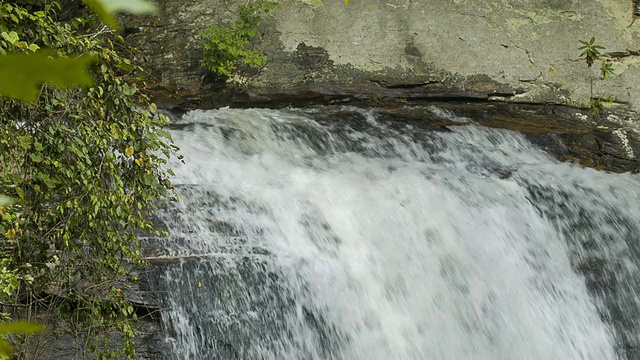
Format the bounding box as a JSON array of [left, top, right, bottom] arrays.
[[145, 106, 640, 360]]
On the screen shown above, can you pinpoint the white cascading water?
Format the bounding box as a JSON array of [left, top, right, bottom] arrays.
[[147, 106, 640, 360]]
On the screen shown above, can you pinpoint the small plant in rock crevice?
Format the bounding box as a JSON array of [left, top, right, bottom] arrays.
[[578, 37, 604, 67], [200, 0, 279, 77], [599, 60, 615, 80], [589, 95, 616, 114], [577, 36, 616, 114]]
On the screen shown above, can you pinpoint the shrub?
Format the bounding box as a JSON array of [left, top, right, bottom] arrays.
[[201, 0, 278, 76], [0, 2, 176, 358]]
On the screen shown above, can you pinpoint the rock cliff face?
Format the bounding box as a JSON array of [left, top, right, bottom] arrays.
[[120, 0, 640, 171], [122, 0, 640, 112]]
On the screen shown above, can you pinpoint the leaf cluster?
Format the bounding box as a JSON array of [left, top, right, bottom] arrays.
[[577, 36, 616, 80], [0, 2, 176, 358], [0, 321, 44, 359], [200, 0, 278, 76], [0, 2, 95, 102], [578, 36, 605, 67], [600, 59, 615, 80], [589, 95, 616, 115]]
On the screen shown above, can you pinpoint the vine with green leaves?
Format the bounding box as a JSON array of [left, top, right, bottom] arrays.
[[0, 1, 175, 359], [200, 0, 279, 77]]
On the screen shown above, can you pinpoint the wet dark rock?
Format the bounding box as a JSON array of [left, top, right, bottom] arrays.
[[522, 180, 640, 359], [140, 254, 345, 360], [370, 102, 640, 173], [294, 42, 333, 69], [117, 0, 640, 177], [16, 302, 167, 360]]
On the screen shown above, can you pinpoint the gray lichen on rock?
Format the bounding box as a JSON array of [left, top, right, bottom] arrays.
[[121, 0, 640, 114]]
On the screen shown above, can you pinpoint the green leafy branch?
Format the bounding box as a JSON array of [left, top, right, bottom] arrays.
[[0, 0, 174, 359], [0, 0, 157, 103]]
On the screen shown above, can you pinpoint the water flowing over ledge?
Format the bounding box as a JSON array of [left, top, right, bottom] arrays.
[[142, 106, 640, 359]]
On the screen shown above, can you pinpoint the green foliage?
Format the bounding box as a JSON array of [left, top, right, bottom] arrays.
[[600, 59, 615, 80], [577, 37, 617, 114], [0, 3, 94, 103], [0, 321, 44, 335], [578, 36, 605, 67], [82, 0, 158, 29], [589, 97, 603, 114], [0, 197, 18, 301], [0, 2, 175, 358], [0, 196, 10, 206], [0, 50, 95, 103], [0, 0, 158, 103], [201, 0, 278, 76], [577, 35, 616, 81], [589, 95, 615, 115], [0, 321, 45, 359]]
